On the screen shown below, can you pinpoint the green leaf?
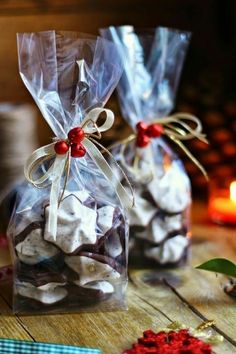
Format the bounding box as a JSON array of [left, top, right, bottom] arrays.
[[196, 258, 236, 278]]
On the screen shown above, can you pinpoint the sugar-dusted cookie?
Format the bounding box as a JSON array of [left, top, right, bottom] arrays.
[[15, 227, 59, 265], [44, 194, 97, 253], [144, 235, 189, 264], [16, 281, 67, 304]]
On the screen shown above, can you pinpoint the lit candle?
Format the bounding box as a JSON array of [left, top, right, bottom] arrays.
[[208, 181, 236, 224]]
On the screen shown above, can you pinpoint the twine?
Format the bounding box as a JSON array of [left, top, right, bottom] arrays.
[[108, 112, 209, 181]]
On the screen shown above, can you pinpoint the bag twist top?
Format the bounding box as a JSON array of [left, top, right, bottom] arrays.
[[100, 26, 191, 126], [17, 31, 133, 240], [100, 26, 208, 178]]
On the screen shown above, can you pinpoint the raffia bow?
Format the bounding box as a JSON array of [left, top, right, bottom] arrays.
[[114, 112, 209, 181], [24, 108, 134, 241]]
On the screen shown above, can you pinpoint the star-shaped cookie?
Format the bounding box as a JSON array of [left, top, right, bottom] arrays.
[[44, 194, 97, 253]]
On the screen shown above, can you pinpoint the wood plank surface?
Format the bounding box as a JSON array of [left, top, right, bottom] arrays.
[[4, 288, 171, 353], [0, 201, 236, 353], [0, 295, 32, 341]]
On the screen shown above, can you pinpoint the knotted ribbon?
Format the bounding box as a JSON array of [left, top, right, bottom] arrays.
[[113, 112, 209, 181], [24, 108, 134, 240]]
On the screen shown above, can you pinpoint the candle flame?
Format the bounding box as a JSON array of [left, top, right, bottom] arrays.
[[230, 181, 236, 203]]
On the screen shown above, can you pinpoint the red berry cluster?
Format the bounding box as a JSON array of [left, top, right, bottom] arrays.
[[54, 127, 86, 158], [123, 329, 213, 354], [136, 122, 164, 148]]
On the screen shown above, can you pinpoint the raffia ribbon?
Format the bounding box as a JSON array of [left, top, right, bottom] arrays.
[[114, 112, 209, 180], [24, 108, 134, 241]]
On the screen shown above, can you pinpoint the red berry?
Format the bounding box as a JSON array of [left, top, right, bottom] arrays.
[[136, 121, 148, 132], [68, 127, 85, 143], [143, 330, 155, 338], [146, 123, 164, 138], [122, 329, 213, 354], [54, 141, 69, 155], [71, 143, 86, 158], [136, 133, 150, 148]]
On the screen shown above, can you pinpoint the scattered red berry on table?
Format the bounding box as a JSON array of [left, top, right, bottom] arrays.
[[123, 329, 213, 354]]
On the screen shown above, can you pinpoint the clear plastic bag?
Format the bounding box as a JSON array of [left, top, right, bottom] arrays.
[[7, 31, 129, 314], [100, 26, 192, 267]]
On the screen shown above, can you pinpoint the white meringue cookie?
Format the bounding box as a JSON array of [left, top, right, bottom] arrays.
[[13, 209, 41, 236], [148, 162, 190, 213], [136, 214, 182, 244], [75, 280, 114, 294], [64, 190, 91, 203], [37, 282, 66, 291], [164, 214, 183, 231], [15, 228, 59, 265], [105, 230, 123, 258], [16, 281, 67, 304], [144, 235, 189, 264], [65, 255, 120, 286], [44, 194, 97, 253], [97, 206, 115, 234], [128, 191, 156, 227]]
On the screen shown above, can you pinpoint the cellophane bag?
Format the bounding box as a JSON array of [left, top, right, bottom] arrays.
[[7, 31, 129, 314], [101, 26, 192, 267]]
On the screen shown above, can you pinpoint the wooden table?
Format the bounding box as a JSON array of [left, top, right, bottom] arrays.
[[0, 201, 236, 354]]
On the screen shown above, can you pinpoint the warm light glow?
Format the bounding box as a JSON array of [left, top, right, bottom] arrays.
[[163, 154, 171, 171], [230, 181, 236, 203]]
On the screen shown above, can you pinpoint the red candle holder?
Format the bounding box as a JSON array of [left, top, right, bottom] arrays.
[[208, 179, 236, 225]]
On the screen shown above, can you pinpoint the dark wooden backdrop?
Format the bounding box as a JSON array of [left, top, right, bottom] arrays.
[[1, 0, 235, 103], [0, 0, 235, 190]]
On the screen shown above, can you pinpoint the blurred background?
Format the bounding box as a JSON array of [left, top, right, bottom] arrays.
[[0, 0, 236, 229]]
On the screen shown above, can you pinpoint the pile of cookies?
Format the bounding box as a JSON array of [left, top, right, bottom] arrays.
[[13, 191, 127, 313]]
